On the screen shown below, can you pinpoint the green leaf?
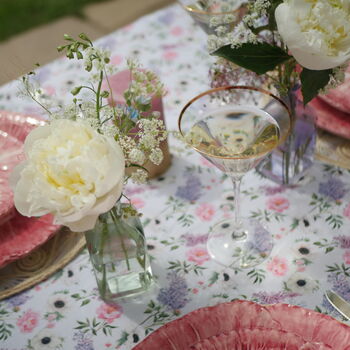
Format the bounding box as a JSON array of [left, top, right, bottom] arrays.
[[267, 0, 284, 31], [300, 68, 333, 105], [71, 86, 83, 96], [118, 331, 129, 346], [209, 271, 219, 285], [213, 42, 291, 75], [325, 247, 334, 254], [100, 90, 110, 98], [81, 299, 90, 306]]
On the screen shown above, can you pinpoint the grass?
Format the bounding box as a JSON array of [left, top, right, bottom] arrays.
[[0, 0, 108, 42]]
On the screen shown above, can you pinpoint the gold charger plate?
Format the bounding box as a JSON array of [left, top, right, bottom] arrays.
[[0, 228, 85, 301], [316, 130, 350, 170]]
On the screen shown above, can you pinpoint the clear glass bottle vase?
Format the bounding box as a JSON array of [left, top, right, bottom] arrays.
[[257, 88, 317, 185], [85, 201, 153, 302]]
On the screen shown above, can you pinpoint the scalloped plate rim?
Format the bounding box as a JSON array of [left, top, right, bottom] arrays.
[[0, 111, 60, 269], [133, 299, 350, 349]]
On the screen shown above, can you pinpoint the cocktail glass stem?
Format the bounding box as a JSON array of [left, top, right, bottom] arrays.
[[231, 177, 246, 240]]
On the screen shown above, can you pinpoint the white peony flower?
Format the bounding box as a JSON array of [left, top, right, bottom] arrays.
[[10, 119, 125, 232], [275, 0, 350, 70]]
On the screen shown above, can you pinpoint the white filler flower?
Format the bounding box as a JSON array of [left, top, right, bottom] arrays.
[[275, 0, 350, 70], [10, 119, 125, 232]]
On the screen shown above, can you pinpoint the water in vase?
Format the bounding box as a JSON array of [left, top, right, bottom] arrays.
[[86, 214, 153, 301]]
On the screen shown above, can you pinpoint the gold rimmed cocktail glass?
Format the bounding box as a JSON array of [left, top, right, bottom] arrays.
[[177, 0, 247, 35], [179, 86, 291, 268]]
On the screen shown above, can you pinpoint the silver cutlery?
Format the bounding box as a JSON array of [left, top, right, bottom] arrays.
[[325, 290, 350, 320]]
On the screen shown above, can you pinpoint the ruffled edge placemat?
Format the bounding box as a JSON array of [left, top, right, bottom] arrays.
[[0, 228, 85, 300]]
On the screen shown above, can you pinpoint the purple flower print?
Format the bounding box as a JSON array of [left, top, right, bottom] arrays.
[[73, 332, 94, 350], [181, 233, 208, 247], [334, 235, 350, 249], [319, 177, 347, 200], [124, 186, 146, 196], [252, 291, 300, 304], [157, 11, 176, 25], [35, 66, 52, 83], [327, 273, 350, 301], [324, 273, 350, 317], [6, 291, 31, 308], [157, 272, 189, 310], [175, 174, 202, 202], [248, 223, 273, 254], [262, 185, 285, 195]]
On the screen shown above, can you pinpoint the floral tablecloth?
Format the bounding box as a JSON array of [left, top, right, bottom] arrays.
[[1, 4, 350, 350]]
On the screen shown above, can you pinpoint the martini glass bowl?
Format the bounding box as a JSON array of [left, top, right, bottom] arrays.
[[177, 0, 247, 35], [179, 86, 291, 268]]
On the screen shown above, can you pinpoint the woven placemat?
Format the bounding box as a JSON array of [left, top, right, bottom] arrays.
[[316, 130, 350, 170], [0, 228, 85, 301]]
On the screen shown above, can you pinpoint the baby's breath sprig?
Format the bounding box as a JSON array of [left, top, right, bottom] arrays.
[[57, 33, 114, 123], [19, 32, 167, 188]]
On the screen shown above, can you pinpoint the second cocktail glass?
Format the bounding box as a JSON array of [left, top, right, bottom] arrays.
[[179, 86, 291, 268]]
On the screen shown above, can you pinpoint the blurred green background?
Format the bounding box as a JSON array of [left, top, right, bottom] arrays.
[[0, 0, 108, 42]]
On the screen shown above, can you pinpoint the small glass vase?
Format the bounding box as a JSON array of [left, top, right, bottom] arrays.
[[85, 201, 153, 302], [257, 88, 317, 185]]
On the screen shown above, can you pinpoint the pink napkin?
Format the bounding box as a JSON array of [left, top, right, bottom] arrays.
[[309, 65, 350, 139], [101, 69, 165, 121]]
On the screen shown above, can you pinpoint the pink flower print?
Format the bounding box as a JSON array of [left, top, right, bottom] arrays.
[[46, 314, 56, 321], [267, 256, 289, 276], [343, 203, 350, 219], [267, 196, 290, 213], [163, 50, 178, 61], [187, 247, 210, 265], [96, 303, 123, 323], [343, 250, 350, 264], [171, 26, 183, 36], [196, 203, 215, 221], [122, 24, 134, 32], [44, 85, 56, 96], [200, 157, 215, 168], [192, 288, 199, 294], [111, 55, 123, 65], [130, 197, 145, 209], [17, 310, 39, 333]]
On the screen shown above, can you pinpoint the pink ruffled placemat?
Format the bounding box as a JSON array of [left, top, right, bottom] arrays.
[[0, 111, 59, 268], [133, 300, 350, 350]]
